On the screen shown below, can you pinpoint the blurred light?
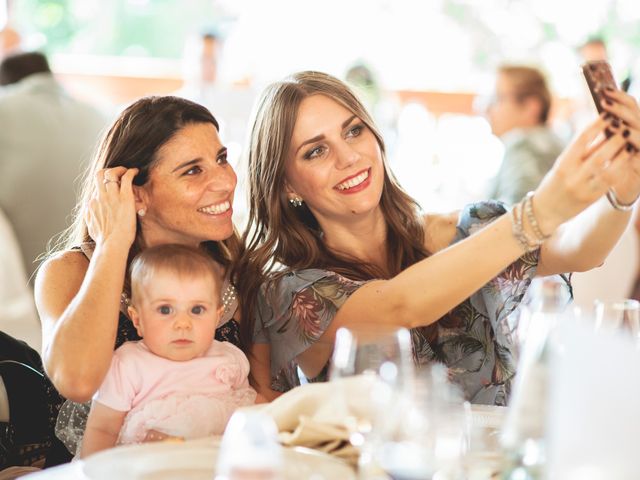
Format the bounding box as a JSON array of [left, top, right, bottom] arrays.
[[0, 0, 7, 29]]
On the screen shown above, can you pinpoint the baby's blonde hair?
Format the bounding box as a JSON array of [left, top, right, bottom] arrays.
[[129, 244, 222, 306]]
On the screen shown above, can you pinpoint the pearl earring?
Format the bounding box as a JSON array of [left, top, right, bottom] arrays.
[[289, 197, 303, 208], [137, 208, 146, 217]]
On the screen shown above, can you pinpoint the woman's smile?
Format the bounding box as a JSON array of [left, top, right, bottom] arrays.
[[334, 167, 371, 194], [197, 200, 233, 216]]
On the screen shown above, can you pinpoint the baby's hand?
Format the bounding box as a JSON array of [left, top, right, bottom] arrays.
[[143, 429, 185, 443]]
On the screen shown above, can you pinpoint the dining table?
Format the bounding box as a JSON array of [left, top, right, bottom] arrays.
[[21, 403, 506, 480]]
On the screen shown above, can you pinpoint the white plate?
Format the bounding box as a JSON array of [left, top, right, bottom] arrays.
[[82, 438, 355, 480]]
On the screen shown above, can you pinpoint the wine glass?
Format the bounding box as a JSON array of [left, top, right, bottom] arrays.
[[328, 323, 415, 478], [215, 411, 282, 480], [594, 299, 640, 339], [374, 365, 467, 480]]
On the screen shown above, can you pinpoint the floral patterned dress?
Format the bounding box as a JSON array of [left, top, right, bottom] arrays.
[[253, 201, 542, 406]]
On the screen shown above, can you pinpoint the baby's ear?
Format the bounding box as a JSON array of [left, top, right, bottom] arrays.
[[128, 306, 144, 337], [216, 305, 225, 321]]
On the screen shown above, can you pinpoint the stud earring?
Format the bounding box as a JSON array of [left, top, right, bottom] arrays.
[[288, 197, 303, 208], [137, 208, 146, 217]]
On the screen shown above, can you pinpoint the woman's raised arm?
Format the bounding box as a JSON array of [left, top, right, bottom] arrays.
[[35, 167, 137, 402], [296, 116, 624, 376]]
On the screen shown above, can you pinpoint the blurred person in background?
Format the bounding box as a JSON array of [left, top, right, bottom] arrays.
[[0, 207, 40, 352], [486, 65, 565, 206], [579, 36, 633, 93], [177, 30, 256, 159], [344, 61, 399, 160], [176, 30, 257, 227], [0, 24, 19, 58], [0, 51, 108, 279]]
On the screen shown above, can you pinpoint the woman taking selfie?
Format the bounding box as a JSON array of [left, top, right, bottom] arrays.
[[237, 71, 640, 405]]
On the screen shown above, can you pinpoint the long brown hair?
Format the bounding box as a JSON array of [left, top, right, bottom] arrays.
[[55, 95, 241, 294], [235, 71, 429, 351]]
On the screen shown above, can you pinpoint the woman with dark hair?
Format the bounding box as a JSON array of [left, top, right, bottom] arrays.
[[0, 95, 241, 467], [237, 71, 640, 405]]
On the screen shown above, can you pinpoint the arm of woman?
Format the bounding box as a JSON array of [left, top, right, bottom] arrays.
[[34, 167, 138, 402], [80, 401, 126, 458], [248, 343, 281, 401], [296, 116, 619, 375], [538, 90, 640, 275]]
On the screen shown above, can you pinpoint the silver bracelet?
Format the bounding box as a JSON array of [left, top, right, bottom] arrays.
[[606, 188, 637, 212]]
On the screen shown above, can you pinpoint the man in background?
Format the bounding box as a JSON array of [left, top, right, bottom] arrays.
[[176, 30, 257, 227], [485, 65, 564, 205], [0, 51, 107, 278], [579, 36, 633, 93]]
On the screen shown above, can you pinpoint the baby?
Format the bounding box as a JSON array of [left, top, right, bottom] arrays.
[[81, 244, 256, 457]]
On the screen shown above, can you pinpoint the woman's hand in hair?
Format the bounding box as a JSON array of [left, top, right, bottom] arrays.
[[86, 167, 139, 249]]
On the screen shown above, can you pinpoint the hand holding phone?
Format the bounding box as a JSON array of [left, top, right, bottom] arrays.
[[582, 60, 636, 150], [582, 60, 618, 114]]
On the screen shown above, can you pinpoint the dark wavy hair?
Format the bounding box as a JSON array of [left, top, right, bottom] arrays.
[[56, 95, 241, 295]]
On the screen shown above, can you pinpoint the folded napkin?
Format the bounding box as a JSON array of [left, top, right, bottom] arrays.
[[257, 376, 376, 465]]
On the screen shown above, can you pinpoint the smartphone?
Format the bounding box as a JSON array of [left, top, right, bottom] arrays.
[[582, 60, 618, 115]]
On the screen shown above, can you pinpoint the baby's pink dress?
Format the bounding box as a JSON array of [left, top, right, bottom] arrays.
[[94, 340, 256, 444]]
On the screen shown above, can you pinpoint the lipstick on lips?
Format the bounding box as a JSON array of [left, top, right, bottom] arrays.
[[334, 168, 371, 194]]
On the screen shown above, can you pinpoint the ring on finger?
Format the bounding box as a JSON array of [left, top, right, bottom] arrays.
[[103, 178, 120, 186]]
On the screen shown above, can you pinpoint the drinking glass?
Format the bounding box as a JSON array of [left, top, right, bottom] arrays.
[[594, 299, 640, 338], [328, 324, 415, 478], [215, 411, 282, 480], [375, 365, 467, 480]]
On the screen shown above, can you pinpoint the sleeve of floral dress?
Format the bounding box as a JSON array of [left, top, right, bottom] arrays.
[[253, 268, 366, 392], [456, 200, 570, 326], [454, 200, 543, 324]]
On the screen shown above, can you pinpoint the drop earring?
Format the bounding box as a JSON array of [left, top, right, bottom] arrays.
[[288, 197, 303, 208]]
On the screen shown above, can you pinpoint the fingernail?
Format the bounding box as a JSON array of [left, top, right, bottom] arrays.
[[604, 128, 613, 138], [606, 99, 614, 106], [626, 143, 636, 153], [612, 119, 621, 128], [605, 86, 615, 91], [604, 113, 613, 120], [623, 129, 630, 138]]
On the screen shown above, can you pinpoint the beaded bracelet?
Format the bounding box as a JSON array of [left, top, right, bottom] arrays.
[[606, 188, 637, 212], [510, 202, 529, 252], [510, 193, 549, 252], [523, 192, 551, 241], [510, 202, 538, 252]]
